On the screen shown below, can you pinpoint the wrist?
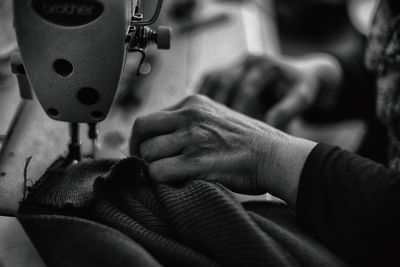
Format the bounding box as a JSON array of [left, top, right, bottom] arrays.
[[259, 132, 317, 207]]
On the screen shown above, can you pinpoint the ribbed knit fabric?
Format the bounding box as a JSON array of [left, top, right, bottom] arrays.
[[19, 158, 116, 216], [17, 214, 162, 267], [18, 157, 347, 267]]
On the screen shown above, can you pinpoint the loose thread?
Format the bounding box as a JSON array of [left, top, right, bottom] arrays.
[[22, 156, 33, 201]]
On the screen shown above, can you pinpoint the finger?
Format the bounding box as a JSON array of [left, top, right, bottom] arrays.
[[229, 67, 270, 113], [223, 64, 251, 108], [148, 155, 200, 184], [162, 94, 210, 112], [265, 85, 312, 129], [211, 74, 234, 104], [130, 112, 178, 156], [199, 69, 242, 105], [228, 57, 284, 111], [198, 72, 228, 100], [140, 132, 185, 162]]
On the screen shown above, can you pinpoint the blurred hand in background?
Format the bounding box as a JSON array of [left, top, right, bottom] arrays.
[[199, 53, 342, 130]]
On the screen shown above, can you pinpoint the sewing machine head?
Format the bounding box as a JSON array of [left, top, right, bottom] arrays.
[[13, 0, 170, 123]]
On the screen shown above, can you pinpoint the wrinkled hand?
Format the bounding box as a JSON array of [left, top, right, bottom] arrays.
[[199, 54, 341, 129], [130, 95, 316, 203]]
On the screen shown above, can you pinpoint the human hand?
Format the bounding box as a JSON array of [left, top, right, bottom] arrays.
[[199, 53, 342, 129], [130, 95, 316, 205]]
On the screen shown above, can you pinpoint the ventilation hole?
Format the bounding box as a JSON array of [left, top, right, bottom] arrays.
[[91, 111, 104, 119], [77, 87, 100, 105], [47, 108, 59, 117], [1, 172, 6, 177], [53, 59, 73, 77]]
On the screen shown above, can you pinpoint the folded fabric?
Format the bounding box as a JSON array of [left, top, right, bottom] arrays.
[[18, 157, 347, 267]]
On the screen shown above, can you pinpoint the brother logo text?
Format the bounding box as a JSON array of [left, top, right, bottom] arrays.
[[41, 2, 94, 16], [32, 0, 104, 26]]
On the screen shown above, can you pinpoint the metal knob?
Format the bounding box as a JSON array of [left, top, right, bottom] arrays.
[[156, 26, 171, 50]]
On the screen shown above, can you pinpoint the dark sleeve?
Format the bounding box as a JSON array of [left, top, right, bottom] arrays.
[[296, 144, 400, 266]]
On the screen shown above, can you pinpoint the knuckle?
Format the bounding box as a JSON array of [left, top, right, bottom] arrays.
[[195, 94, 209, 102], [184, 94, 198, 104], [179, 106, 206, 123], [185, 94, 208, 105]]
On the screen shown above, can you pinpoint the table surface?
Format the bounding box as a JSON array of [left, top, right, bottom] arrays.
[[0, 0, 278, 266]]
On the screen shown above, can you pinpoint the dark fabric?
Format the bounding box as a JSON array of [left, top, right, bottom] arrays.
[[18, 214, 162, 267], [19, 158, 116, 217], [297, 143, 400, 267], [18, 157, 347, 267]]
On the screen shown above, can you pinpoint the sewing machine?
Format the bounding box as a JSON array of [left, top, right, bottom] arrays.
[[12, 0, 171, 165]]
